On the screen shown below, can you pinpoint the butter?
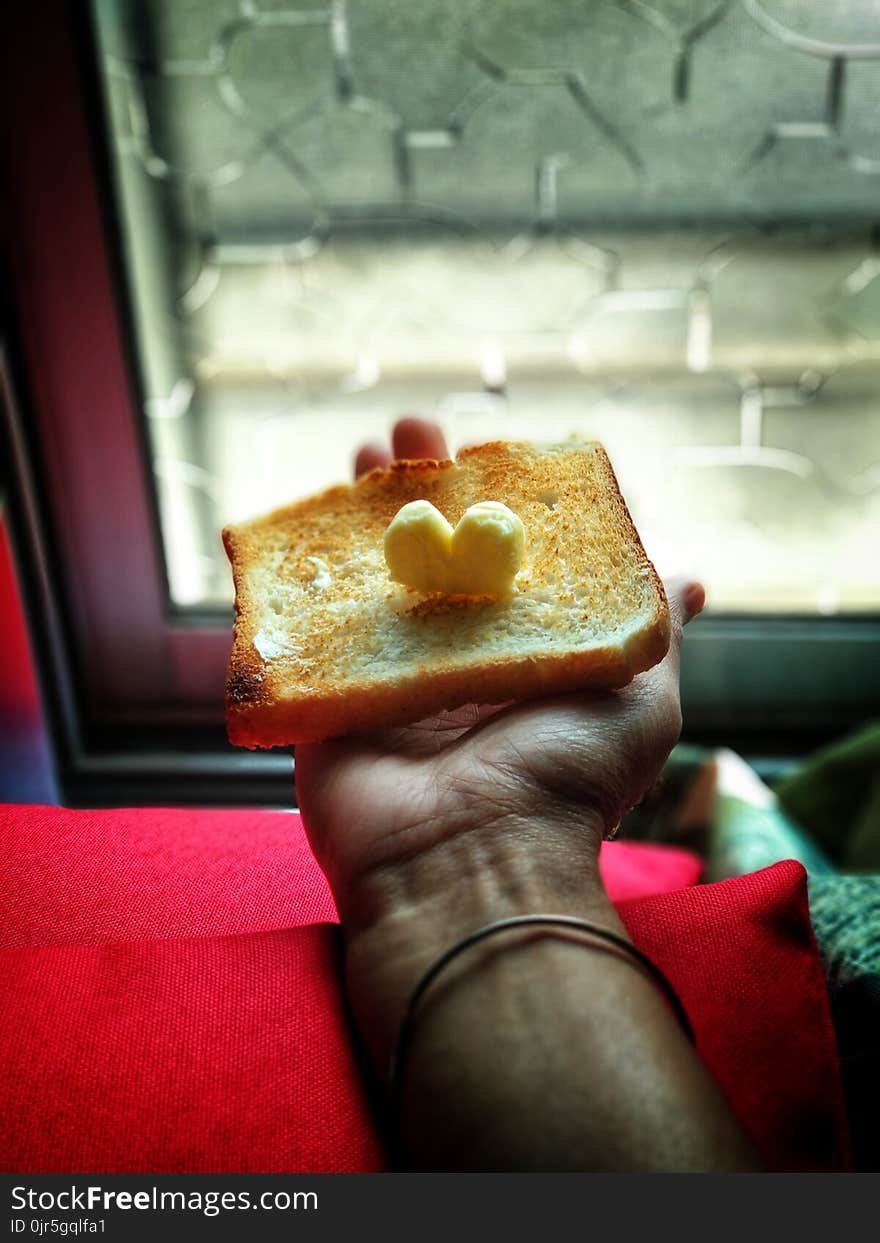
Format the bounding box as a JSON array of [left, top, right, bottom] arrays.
[[383, 500, 452, 594], [447, 501, 526, 594], [384, 499, 525, 595]]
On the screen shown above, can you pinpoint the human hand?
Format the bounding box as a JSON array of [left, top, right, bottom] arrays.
[[295, 417, 705, 1069]]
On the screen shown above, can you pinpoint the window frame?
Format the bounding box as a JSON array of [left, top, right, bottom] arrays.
[[2, 1, 877, 805]]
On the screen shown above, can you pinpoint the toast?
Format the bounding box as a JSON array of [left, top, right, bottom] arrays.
[[223, 440, 669, 747]]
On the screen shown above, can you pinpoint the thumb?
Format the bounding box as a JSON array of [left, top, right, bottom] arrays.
[[661, 576, 706, 673], [665, 576, 706, 628]]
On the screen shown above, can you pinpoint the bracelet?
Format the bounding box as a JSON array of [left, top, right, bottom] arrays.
[[388, 914, 695, 1097]]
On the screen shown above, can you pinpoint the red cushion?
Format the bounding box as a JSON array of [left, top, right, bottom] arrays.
[[0, 805, 700, 948], [1, 925, 382, 1174], [1, 807, 338, 947], [619, 863, 851, 1172], [0, 805, 848, 1172]]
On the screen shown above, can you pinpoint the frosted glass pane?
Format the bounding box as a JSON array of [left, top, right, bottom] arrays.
[[92, 0, 880, 613]]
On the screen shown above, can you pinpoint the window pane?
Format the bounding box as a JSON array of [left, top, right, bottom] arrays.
[[92, 0, 880, 613]]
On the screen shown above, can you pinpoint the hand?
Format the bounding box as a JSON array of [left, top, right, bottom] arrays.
[[297, 419, 754, 1171], [295, 417, 705, 1067]]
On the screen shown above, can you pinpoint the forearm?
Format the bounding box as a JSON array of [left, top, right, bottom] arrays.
[[389, 931, 757, 1171], [343, 811, 759, 1172]]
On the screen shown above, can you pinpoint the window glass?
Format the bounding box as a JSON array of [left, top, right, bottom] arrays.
[[92, 0, 880, 613]]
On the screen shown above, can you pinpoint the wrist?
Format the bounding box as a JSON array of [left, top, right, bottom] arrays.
[[340, 804, 619, 1069]]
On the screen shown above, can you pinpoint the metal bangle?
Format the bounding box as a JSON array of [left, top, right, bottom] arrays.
[[388, 913, 695, 1097]]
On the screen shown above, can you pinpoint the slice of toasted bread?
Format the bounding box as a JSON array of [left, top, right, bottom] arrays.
[[223, 440, 669, 747]]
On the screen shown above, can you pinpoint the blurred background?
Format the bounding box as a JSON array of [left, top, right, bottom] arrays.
[[2, 0, 879, 804], [98, 0, 880, 613]]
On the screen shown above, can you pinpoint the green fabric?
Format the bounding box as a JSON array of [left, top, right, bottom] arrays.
[[807, 875, 880, 989], [705, 783, 880, 988], [774, 722, 880, 868], [700, 729, 880, 989], [706, 793, 834, 883]]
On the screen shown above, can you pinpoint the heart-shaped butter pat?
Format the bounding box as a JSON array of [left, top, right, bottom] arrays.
[[384, 499, 525, 595]]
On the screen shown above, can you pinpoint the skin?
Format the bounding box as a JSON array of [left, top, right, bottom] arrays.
[[296, 417, 759, 1172]]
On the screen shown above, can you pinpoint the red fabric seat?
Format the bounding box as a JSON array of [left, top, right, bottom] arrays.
[[0, 804, 850, 1172]]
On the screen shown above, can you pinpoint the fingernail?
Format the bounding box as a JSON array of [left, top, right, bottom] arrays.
[[683, 582, 706, 620]]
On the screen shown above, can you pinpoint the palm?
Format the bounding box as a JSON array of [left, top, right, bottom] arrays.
[[296, 661, 680, 897]]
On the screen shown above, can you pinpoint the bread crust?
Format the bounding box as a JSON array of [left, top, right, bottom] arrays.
[[223, 440, 670, 748]]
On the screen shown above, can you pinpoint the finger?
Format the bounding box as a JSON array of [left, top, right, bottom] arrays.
[[664, 575, 706, 629], [683, 580, 706, 623], [615, 580, 700, 782], [653, 577, 705, 686], [354, 442, 392, 479], [392, 416, 449, 462]]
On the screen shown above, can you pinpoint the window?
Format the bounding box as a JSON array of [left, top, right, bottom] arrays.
[[4, 1, 878, 803], [93, 0, 880, 615]]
